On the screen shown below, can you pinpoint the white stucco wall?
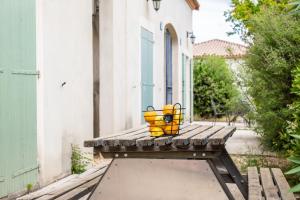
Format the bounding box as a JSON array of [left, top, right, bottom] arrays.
[[36, 0, 93, 185], [34, 0, 195, 185], [99, 0, 195, 135]]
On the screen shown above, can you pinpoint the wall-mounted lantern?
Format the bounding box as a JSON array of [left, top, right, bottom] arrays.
[[147, 0, 162, 11], [187, 31, 196, 44]]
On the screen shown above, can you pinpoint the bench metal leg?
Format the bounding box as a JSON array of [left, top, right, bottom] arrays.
[[218, 149, 248, 199]]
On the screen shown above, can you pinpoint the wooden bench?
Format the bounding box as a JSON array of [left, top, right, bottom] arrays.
[[248, 167, 296, 200], [17, 161, 110, 200]]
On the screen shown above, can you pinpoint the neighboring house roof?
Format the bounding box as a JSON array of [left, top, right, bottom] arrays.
[[186, 0, 200, 10], [193, 39, 248, 59]]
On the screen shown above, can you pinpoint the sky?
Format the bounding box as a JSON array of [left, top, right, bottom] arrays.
[[193, 0, 244, 45]]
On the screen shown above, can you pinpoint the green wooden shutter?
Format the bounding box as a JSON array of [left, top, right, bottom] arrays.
[[141, 28, 154, 122], [182, 54, 186, 108], [0, 0, 38, 197]]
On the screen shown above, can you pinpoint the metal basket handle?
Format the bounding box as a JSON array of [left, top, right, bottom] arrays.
[[146, 106, 155, 112]]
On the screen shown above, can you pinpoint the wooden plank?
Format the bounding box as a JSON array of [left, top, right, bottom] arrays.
[[119, 132, 151, 147], [208, 126, 236, 146], [248, 167, 263, 200], [17, 175, 79, 200], [154, 124, 201, 146], [84, 125, 147, 147], [260, 168, 280, 200], [190, 126, 224, 146], [55, 177, 101, 200], [136, 135, 155, 147], [271, 168, 296, 200], [18, 162, 110, 200], [103, 128, 148, 147], [34, 194, 54, 200], [171, 125, 212, 146], [35, 167, 108, 200], [136, 123, 191, 147], [226, 183, 245, 200]]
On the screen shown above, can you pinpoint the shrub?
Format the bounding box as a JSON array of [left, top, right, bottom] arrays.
[[286, 66, 300, 154], [243, 9, 300, 152], [193, 56, 239, 117], [71, 144, 90, 174]]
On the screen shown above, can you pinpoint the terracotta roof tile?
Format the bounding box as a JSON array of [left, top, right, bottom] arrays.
[[193, 39, 248, 58]]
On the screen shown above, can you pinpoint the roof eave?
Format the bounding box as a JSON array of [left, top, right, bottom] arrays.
[[193, 54, 246, 59], [186, 0, 200, 10]]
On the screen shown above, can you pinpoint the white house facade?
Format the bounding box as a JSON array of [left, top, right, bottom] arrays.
[[98, 0, 199, 136], [0, 0, 199, 197]]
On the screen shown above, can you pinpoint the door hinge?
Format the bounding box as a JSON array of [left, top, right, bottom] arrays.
[[142, 83, 155, 87], [0, 176, 5, 182], [12, 165, 39, 178], [11, 70, 40, 78]]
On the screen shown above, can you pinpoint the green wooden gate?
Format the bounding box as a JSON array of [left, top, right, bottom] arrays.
[[141, 27, 154, 121], [0, 0, 38, 197]]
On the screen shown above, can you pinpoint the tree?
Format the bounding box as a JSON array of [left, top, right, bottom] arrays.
[[225, 0, 289, 42], [243, 9, 300, 152], [193, 56, 239, 117]]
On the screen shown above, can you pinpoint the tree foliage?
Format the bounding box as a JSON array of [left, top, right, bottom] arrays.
[[225, 0, 289, 42], [287, 66, 300, 145], [193, 56, 239, 117], [243, 9, 300, 151]]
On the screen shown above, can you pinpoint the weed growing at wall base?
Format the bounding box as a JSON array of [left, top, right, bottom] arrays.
[[71, 144, 90, 174]]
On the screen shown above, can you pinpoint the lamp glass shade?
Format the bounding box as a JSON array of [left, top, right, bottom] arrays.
[[191, 34, 196, 44], [153, 0, 161, 11]]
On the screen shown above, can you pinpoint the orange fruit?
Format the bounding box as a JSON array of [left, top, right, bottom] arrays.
[[163, 104, 175, 115], [173, 110, 183, 124], [150, 127, 164, 137], [144, 111, 157, 123], [164, 122, 179, 135], [154, 116, 166, 128]]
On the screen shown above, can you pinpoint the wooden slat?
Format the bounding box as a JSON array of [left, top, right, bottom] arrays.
[[35, 167, 107, 200], [103, 128, 148, 147], [226, 183, 245, 200], [17, 175, 78, 200], [18, 162, 110, 200], [119, 132, 151, 147], [248, 167, 263, 200], [260, 168, 280, 200], [34, 195, 53, 200], [271, 168, 296, 200], [172, 125, 212, 146], [136, 123, 191, 147], [136, 135, 155, 147], [84, 125, 147, 147], [190, 126, 224, 146], [208, 126, 236, 146], [55, 177, 100, 200], [154, 124, 201, 146]]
